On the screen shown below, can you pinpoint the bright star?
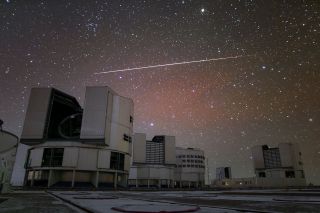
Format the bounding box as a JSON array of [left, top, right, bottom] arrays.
[[201, 8, 205, 13], [150, 122, 154, 127]]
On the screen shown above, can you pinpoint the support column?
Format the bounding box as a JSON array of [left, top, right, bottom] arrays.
[[135, 179, 138, 188], [114, 172, 118, 189], [147, 179, 150, 188], [71, 170, 75, 188], [167, 180, 170, 188], [95, 171, 99, 188], [158, 179, 161, 189], [31, 170, 35, 187], [48, 170, 52, 188], [188, 181, 191, 189]]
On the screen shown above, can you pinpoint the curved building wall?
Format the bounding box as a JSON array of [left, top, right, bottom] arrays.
[[25, 142, 131, 188], [0, 130, 18, 193], [175, 147, 205, 187]]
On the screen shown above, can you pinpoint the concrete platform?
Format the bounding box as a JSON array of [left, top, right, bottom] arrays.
[[1, 190, 320, 213]]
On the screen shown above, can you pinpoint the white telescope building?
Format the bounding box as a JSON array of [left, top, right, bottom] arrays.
[[251, 143, 306, 187], [175, 147, 205, 188], [128, 133, 176, 188], [19, 86, 133, 188]]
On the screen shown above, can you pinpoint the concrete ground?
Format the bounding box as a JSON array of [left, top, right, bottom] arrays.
[[0, 191, 80, 213], [1, 189, 320, 212]]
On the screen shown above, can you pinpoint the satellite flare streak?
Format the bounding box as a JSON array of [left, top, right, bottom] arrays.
[[94, 55, 251, 75]]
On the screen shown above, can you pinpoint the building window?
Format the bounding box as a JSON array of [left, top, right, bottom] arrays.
[[258, 172, 266, 178], [263, 148, 281, 169], [42, 148, 64, 167], [25, 149, 31, 168], [110, 152, 125, 171], [123, 134, 129, 141], [130, 116, 133, 123], [285, 171, 295, 178]]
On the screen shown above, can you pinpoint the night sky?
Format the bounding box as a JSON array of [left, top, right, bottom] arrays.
[[0, 0, 319, 184]]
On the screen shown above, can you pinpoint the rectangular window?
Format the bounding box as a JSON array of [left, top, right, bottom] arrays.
[[110, 152, 125, 171], [123, 134, 129, 141], [258, 172, 266, 178], [25, 149, 31, 168], [263, 148, 281, 169], [146, 141, 165, 164], [285, 171, 295, 178], [42, 148, 64, 167], [130, 116, 133, 123]]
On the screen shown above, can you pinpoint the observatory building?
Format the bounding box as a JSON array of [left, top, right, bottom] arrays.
[[128, 133, 206, 188], [175, 147, 205, 188], [20, 86, 133, 188], [0, 120, 18, 193], [251, 143, 306, 187], [128, 133, 176, 188]]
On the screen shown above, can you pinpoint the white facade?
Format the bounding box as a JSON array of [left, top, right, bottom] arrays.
[[19, 86, 133, 188], [0, 129, 18, 193], [128, 134, 176, 188], [251, 143, 306, 187], [175, 147, 205, 188]]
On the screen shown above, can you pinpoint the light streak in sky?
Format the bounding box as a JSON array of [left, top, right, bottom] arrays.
[[94, 55, 252, 75]]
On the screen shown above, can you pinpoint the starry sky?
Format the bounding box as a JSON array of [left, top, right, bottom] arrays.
[[0, 0, 319, 184]]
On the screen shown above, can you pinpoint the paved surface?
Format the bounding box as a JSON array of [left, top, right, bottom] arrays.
[[0, 192, 79, 213], [116, 191, 320, 213], [1, 190, 320, 213], [51, 191, 232, 213]]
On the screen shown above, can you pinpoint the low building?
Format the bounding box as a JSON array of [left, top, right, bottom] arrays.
[[175, 147, 205, 188], [0, 121, 18, 193], [251, 143, 306, 187], [216, 167, 232, 180], [212, 177, 256, 188], [19, 86, 133, 188], [128, 133, 176, 188]]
